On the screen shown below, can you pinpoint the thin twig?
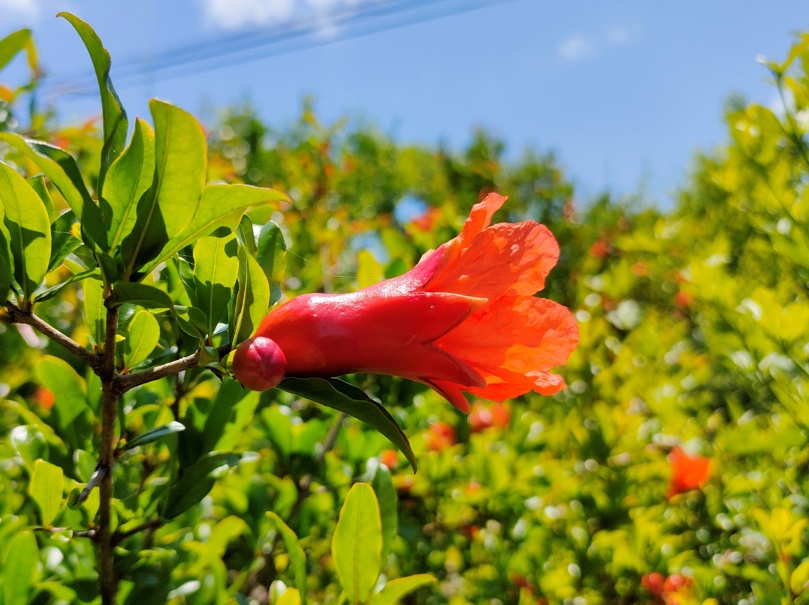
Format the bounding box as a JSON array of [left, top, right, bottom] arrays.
[[75, 464, 108, 505], [112, 519, 163, 546], [4, 302, 100, 370], [115, 350, 201, 393]]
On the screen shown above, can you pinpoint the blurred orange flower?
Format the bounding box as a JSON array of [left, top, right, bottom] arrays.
[[234, 193, 579, 412], [667, 447, 710, 498], [32, 386, 55, 410], [379, 449, 399, 470], [424, 421, 456, 452]]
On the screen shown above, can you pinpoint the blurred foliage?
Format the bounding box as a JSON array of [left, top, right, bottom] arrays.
[[2, 18, 809, 605]]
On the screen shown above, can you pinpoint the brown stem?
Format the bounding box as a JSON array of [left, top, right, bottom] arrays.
[[115, 350, 201, 393], [112, 519, 163, 546], [97, 302, 120, 605], [4, 302, 101, 371]]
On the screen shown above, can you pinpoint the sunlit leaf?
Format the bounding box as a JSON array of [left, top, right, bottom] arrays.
[[332, 483, 382, 604], [139, 183, 286, 275], [122, 309, 160, 369], [58, 12, 128, 189], [231, 244, 270, 344], [0, 28, 32, 72], [266, 512, 308, 605], [103, 118, 156, 252], [1, 530, 38, 605], [366, 575, 436, 605], [124, 421, 185, 451], [36, 355, 90, 449], [371, 466, 398, 562], [278, 377, 416, 471], [0, 161, 51, 303], [193, 235, 240, 338], [29, 459, 64, 526], [256, 220, 287, 305]]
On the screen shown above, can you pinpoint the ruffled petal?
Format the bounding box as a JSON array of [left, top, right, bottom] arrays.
[[426, 222, 560, 298], [435, 296, 579, 374]]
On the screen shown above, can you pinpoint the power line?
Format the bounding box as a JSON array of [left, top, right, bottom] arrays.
[[46, 0, 514, 97]]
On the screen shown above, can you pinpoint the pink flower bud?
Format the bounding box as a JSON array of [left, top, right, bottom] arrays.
[[232, 336, 287, 391]]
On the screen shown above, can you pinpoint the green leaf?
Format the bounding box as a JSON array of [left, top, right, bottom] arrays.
[[28, 174, 56, 221], [36, 267, 100, 304], [10, 425, 48, 472], [279, 377, 417, 472], [139, 183, 287, 276], [332, 483, 382, 604], [266, 512, 308, 605], [232, 244, 270, 344], [194, 235, 240, 338], [82, 276, 106, 346], [29, 459, 64, 526], [0, 133, 101, 247], [122, 309, 160, 369], [124, 421, 185, 451], [36, 355, 90, 449], [0, 216, 10, 304], [103, 118, 156, 252], [0, 28, 32, 72], [109, 283, 173, 309], [48, 210, 82, 273], [120, 101, 206, 278], [236, 214, 258, 256], [58, 12, 128, 189], [366, 575, 436, 605], [1, 530, 39, 605], [164, 452, 240, 519], [371, 466, 398, 562], [256, 220, 287, 305], [202, 379, 254, 452], [0, 161, 52, 302]]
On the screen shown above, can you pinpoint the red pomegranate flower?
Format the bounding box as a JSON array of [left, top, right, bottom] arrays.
[[667, 446, 711, 498], [233, 193, 579, 412]]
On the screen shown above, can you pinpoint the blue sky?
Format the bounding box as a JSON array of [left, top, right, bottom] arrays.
[[1, 0, 807, 205]]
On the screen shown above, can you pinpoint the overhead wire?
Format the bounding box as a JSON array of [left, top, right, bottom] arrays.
[[45, 0, 514, 97]]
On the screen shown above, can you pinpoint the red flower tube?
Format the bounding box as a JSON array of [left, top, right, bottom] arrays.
[[233, 193, 579, 412]]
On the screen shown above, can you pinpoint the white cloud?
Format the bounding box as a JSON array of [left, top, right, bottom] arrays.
[[558, 35, 596, 62], [199, 0, 370, 31], [0, 0, 40, 21], [606, 27, 632, 45]]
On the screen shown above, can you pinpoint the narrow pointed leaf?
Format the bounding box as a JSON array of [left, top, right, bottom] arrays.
[[123, 421, 185, 451], [332, 483, 382, 604], [48, 210, 83, 273], [0, 133, 100, 244], [256, 220, 287, 304], [367, 575, 437, 605], [371, 466, 398, 562], [58, 12, 128, 187], [139, 184, 286, 275], [0, 162, 51, 302], [109, 283, 173, 309], [122, 309, 160, 369], [29, 459, 64, 526], [0, 28, 31, 71], [103, 118, 156, 252], [165, 452, 240, 519], [232, 244, 270, 343], [266, 512, 308, 605], [279, 377, 416, 471], [194, 235, 239, 337], [1, 530, 38, 605]]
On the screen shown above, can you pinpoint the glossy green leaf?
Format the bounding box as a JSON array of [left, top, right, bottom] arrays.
[[122, 309, 160, 369], [256, 220, 287, 305], [0, 133, 101, 245], [0, 217, 10, 304], [120, 101, 206, 278], [266, 512, 308, 605], [1, 530, 39, 605], [109, 283, 173, 309], [164, 452, 240, 519], [124, 421, 185, 451], [174, 304, 208, 340], [236, 214, 257, 255], [332, 483, 382, 604], [232, 244, 270, 344], [59, 12, 128, 189], [73, 449, 96, 482], [0, 161, 51, 302], [371, 466, 398, 562], [366, 575, 436, 605], [36, 267, 99, 304], [279, 377, 416, 472], [202, 379, 255, 452], [36, 355, 90, 450], [48, 210, 82, 273], [28, 174, 56, 221], [139, 183, 287, 275], [0, 28, 32, 72], [103, 118, 156, 252], [10, 425, 48, 472], [194, 235, 240, 338], [29, 459, 64, 526], [276, 589, 301, 605], [82, 276, 106, 345]]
